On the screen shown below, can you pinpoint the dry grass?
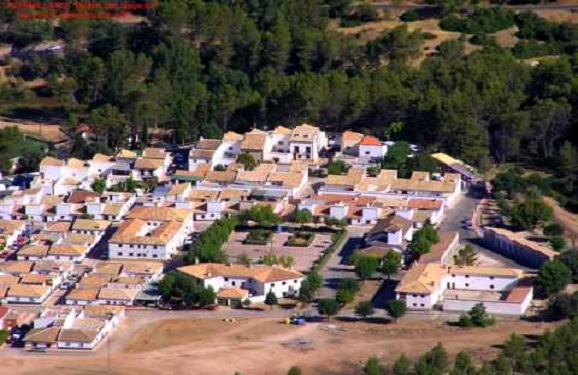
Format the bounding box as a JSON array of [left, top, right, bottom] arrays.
[[1, 316, 557, 375], [493, 26, 519, 48], [534, 9, 578, 24], [0, 119, 67, 143]]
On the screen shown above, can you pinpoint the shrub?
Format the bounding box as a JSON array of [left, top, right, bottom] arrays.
[[421, 31, 437, 40], [243, 229, 273, 245], [544, 222, 564, 236], [327, 159, 349, 175], [400, 9, 421, 22], [512, 40, 562, 58], [457, 303, 496, 328], [286, 232, 315, 247], [550, 235, 567, 252], [440, 8, 515, 34], [469, 33, 497, 47]]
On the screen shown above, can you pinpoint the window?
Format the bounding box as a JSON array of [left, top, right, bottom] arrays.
[[465, 283, 469, 287], [294, 280, 298, 283], [420, 304, 424, 307], [278, 141, 283, 145], [490, 285, 495, 289], [153, 245, 158, 249], [130, 245, 134, 248], [412, 294, 417, 298], [489, 276, 494, 280], [153, 254, 158, 258], [282, 281, 286, 285], [225, 277, 229, 282], [365, 151, 370, 155], [232, 281, 236, 286], [118, 252, 123, 256], [271, 283, 275, 287], [412, 303, 417, 307], [306, 146, 311, 153], [119, 244, 123, 248], [465, 275, 470, 278], [129, 253, 134, 256]]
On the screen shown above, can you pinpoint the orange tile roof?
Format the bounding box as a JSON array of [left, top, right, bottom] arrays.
[[359, 135, 382, 146], [178, 264, 303, 283], [407, 199, 443, 210]]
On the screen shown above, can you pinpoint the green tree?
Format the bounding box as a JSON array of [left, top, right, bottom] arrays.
[[354, 255, 379, 280], [381, 251, 402, 280], [385, 300, 406, 323], [393, 354, 412, 375], [91, 178, 107, 193], [451, 351, 475, 375], [559, 250, 578, 282], [327, 159, 348, 175], [287, 366, 302, 375], [458, 303, 495, 328], [354, 301, 375, 320], [265, 291, 278, 310], [550, 235, 567, 252], [544, 222, 564, 236], [236, 153, 257, 171], [558, 140, 578, 177], [510, 198, 553, 230], [363, 356, 383, 375], [538, 260, 572, 296], [293, 209, 313, 229], [239, 205, 282, 226], [318, 298, 341, 321], [453, 245, 478, 266]]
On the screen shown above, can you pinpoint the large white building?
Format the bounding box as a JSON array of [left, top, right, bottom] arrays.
[[178, 263, 304, 305], [108, 206, 194, 260]]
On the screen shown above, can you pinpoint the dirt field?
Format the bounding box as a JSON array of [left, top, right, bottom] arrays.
[[0, 119, 67, 143], [0, 316, 557, 375], [534, 9, 578, 24]]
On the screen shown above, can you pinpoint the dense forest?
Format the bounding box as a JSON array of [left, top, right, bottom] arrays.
[[0, 0, 577, 176]]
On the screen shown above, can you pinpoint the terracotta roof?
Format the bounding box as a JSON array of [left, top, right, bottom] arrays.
[[0, 261, 34, 274], [484, 227, 557, 259], [66, 288, 99, 301], [191, 149, 214, 159], [359, 135, 382, 146], [68, 191, 101, 204], [7, 283, 49, 298], [168, 182, 191, 196], [449, 266, 524, 278], [178, 264, 304, 283], [82, 305, 124, 319], [18, 245, 48, 257], [40, 157, 64, 167], [72, 219, 111, 232], [111, 219, 183, 245], [218, 189, 250, 201], [241, 129, 267, 151], [63, 233, 96, 245], [217, 287, 249, 299], [367, 214, 414, 238], [127, 206, 192, 221], [98, 287, 139, 301], [189, 189, 220, 201], [505, 287, 532, 303], [24, 327, 60, 343], [173, 168, 208, 180], [102, 203, 124, 216], [116, 149, 137, 159], [48, 244, 87, 256], [196, 139, 222, 150], [419, 231, 459, 264], [94, 262, 123, 276], [237, 164, 275, 183], [396, 263, 447, 294], [407, 199, 443, 210], [134, 157, 164, 170], [20, 273, 53, 285], [411, 171, 430, 181], [78, 274, 112, 288], [0, 274, 20, 285], [267, 171, 304, 189], [290, 124, 318, 142], [92, 153, 114, 162], [274, 126, 293, 135], [142, 148, 167, 159], [58, 328, 100, 343], [0, 219, 25, 234], [121, 261, 163, 276], [223, 131, 243, 141], [342, 130, 364, 143], [59, 177, 80, 185], [205, 170, 237, 184], [67, 158, 86, 168], [45, 221, 71, 232]]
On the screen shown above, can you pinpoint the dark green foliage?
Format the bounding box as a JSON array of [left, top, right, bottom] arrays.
[[550, 235, 567, 252], [159, 271, 216, 308], [509, 198, 553, 230], [239, 205, 282, 226], [440, 8, 515, 34], [457, 303, 495, 328], [336, 278, 360, 305], [186, 217, 237, 264], [512, 40, 562, 59], [559, 250, 578, 282], [385, 300, 406, 322], [515, 11, 578, 43], [340, 3, 379, 28], [318, 298, 341, 320], [264, 291, 278, 309], [287, 366, 302, 375], [353, 254, 380, 280], [544, 222, 564, 236], [236, 153, 257, 171], [538, 260, 572, 296], [91, 178, 107, 193], [381, 251, 402, 280], [469, 34, 497, 47], [363, 356, 383, 375], [453, 245, 478, 266], [293, 209, 313, 227], [400, 10, 421, 23], [549, 292, 578, 320], [408, 220, 439, 258], [327, 159, 348, 175], [354, 300, 375, 319]]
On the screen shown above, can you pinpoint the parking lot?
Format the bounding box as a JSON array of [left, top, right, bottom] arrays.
[[224, 231, 333, 271]]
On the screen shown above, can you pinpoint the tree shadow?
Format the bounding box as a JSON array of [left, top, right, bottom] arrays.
[[371, 279, 398, 309]]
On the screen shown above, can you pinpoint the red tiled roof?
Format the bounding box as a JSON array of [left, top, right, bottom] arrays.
[[359, 135, 382, 147], [407, 199, 443, 210]]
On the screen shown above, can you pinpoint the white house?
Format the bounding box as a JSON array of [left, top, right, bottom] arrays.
[[108, 206, 194, 260], [289, 124, 327, 163], [178, 263, 304, 304], [358, 135, 388, 164], [365, 214, 415, 247], [189, 139, 222, 167], [6, 284, 52, 304], [40, 157, 66, 181]]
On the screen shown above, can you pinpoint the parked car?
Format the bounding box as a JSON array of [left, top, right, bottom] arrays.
[[59, 282, 72, 290]]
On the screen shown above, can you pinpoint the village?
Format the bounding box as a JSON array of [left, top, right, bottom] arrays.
[[0, 123, 559, 356]]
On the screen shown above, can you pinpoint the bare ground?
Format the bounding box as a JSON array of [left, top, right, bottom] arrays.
[[0, 120, 67, 143], [1, 316, 557, 375], [544, 197, 578, 243]]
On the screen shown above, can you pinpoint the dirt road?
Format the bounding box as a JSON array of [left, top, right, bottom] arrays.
[[1, 316, 555, 375], [544, 197, 578, 240]]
